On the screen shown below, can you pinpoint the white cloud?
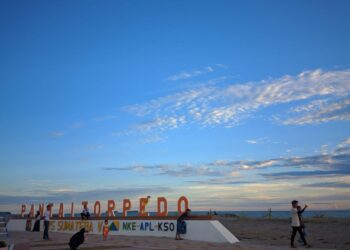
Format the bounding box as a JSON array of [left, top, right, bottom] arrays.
[[166, 66, 214, 81], [337, 137, 350, 148], [125, 68, 350, 131], [289, 99, 328, 113], [139, 134, 168, 144], [104, 164, 225, 178], [246, 137, 275, 145], [134, 116, 186, 132], [282, 99, 350, 125], [247, 140, 257, 144], [209, 160, 231, 166], [103, 137, 350, 183]]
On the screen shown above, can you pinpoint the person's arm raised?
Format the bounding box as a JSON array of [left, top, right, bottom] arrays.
[[300, 204, 308, 214]]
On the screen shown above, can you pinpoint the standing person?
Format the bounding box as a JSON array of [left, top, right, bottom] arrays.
[[297, 204, 308, 243], [267, 208, 272, 218], [43, 204, 52, 240], [32, 211, 41, 232], [25, 213, 32, 231], [175, 208, 191, 240], [81, 204, 90, 220], [290, 200, 310, 248], [102, 219, 109, 240], [68, 228, 87, 250]]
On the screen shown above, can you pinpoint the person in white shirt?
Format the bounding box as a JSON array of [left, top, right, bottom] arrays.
[[42, 204, 52, 240], [290, 200, 310, 248]]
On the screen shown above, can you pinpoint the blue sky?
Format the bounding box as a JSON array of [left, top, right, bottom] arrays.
[[1, 0, 350, 213]]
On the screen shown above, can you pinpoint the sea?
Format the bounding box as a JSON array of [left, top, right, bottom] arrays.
[[190, 210, 350, 218], [112, 210, 350, 218], [2, 210, 350, 219]]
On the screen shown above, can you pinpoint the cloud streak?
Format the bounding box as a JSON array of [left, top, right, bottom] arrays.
[[124, 68, 350, 132], [303, 182, 350, 188], [103, 137, 350, 184], [0, 187, 173, 204], [104, 164, 225, 177], [281, 99, 350, 125], [166, 66, 214, 81], [133, 116, 186, 132], [261, 170, 348, 180]]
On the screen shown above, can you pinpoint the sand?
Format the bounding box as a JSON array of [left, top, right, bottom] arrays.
[[218, 216, 350, 250], [2, 217, 349, 250]]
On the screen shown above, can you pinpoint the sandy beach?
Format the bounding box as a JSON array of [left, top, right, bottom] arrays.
[[2, 0, 350, 249], [2, 217, 349, 250], [219, 216, 350, 250]]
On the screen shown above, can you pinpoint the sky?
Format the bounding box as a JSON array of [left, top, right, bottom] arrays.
[[1, 0, 350, 214]]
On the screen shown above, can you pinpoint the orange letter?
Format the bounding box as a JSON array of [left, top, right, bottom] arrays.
[[29, 204, 35, 218], [107, 200, 115, 217], [58, 203, 64, 218], [139, 197, 150, 216], [177, 196, 189, 215], [21, 204, 26, 217], [94, 201, 101, 217], [123, 199, 131, 217], [48, 203, 54, 217], [70, 202, 74, 218], [157, 197, 168, 216], [38, 204, 44, 216]]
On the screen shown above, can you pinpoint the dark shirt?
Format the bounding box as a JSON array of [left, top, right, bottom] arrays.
[[69, 229, 85, 248], [177, 211, 189, 222], [297, 207, 306, 227]]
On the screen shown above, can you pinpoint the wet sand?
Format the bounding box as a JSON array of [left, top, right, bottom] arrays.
[[2, 217, 349, 249]]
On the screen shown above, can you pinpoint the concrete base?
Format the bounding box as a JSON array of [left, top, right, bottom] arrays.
[[7, 218, 239, 244]]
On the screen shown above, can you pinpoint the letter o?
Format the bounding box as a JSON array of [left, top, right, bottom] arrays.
[[94, 201, 101, 217], [177, 196, 189, 215], [169, 222, 175, 231]]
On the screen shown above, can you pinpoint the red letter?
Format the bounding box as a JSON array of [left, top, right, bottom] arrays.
[[123, 199, 131, 217], [177, 196, 189, 215], [58, 203, 64, 218], [70, 202, 74, 218], [21, 204, 26, 217], [139, 197, 150, 216], [29, 204, 35, 218], [48, 203, 54, 217], [94, 201, 101, 217], [107, 200, 115, 217], [157, 197, 168, 216], [38, 204, 44, 217]]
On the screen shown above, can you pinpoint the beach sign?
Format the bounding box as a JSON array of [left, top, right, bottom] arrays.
[[19, 196, 189, 218], [8, 195, 239, 244]]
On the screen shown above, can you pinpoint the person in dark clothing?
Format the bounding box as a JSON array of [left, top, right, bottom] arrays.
[[175, 208, 191, 240], [69, 228, 87, 250], [25, 213, 32, 231], [80, 204, 90, 220], [32, 211, 41, 232]]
